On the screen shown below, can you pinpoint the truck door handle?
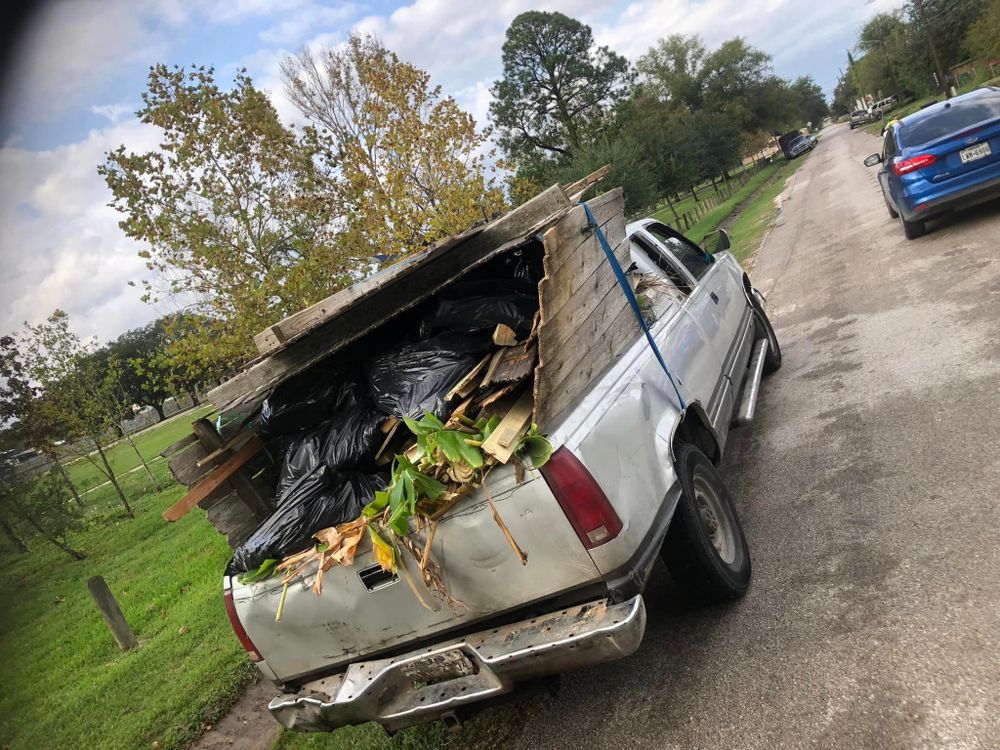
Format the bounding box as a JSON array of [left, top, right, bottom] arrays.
[[710, 292, 719, 304]]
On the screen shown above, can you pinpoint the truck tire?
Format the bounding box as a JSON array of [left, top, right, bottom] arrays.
[[662, 444, 751, 601], [751, 294, 781, 374]]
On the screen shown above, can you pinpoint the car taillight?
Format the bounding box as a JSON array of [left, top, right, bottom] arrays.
[[892, 154, 936, 176], [224, 583, 262, 662], [540, 447, 623, 548]]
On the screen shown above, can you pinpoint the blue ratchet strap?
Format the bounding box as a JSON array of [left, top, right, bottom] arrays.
[[580, 202, 687, 411]]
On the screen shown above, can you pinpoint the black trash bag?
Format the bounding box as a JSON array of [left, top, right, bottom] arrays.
[[321, 402, 384, 471], [366, 332, 490, 419], [274, 427, 325, 500], [229, 467, 388, 575], [424, 280, 538, 337], [260, 366, 366, 437]]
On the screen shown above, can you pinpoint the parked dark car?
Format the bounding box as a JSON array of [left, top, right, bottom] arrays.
[[863, 87, 1000, 239]]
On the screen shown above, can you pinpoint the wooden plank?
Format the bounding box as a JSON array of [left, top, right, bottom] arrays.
[[168, 443, 215, 487], [160, 433, 197, 458], [211, 190, 572, 416], [479, 349, 507, 389], [195, 428, 255, 468], [481, 391, 534, 463], [250, 184, 571, 357], [445, 352, 492, 400], [191, 419, 271, 517], [536, 304, 640, 427], [533, 188, 641, 428], [87, 576, 138, 652], [542, 189, 623, 279], [206, 493, 257, 537], [536, 202, 626, 321], [488, 342, 536, 384], [163, 437, 265, 522], [562, 165, 611, 198], [492, 324, 517, 347], [226, 518, 258, 548]]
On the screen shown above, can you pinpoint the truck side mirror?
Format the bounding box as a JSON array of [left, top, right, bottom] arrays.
[[713, 229, 731, 254], [863, 153, 882, 167]]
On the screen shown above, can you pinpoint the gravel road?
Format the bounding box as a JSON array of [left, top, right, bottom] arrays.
[[511, 122, 1000, 750]]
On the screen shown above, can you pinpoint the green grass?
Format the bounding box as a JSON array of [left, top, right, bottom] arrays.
[[63, 404, 215, 494], [0, 410, 253, 750], [680, 162, 784, 244], [271, 703, 528, 750], [728, 158, 807, 265]]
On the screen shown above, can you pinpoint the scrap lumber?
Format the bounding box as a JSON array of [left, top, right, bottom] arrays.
[[488, 342, 537, 385], [562, 165, 611, 201], [163, 437, 265, 522], [213, 185, 573, 419], [533, 188, 641, 428], [492, 324, 518, 346], [374, 421, 401, 465], [480, 349, 506, 389], [191, 418, 270, 517], [160, 433, 198, 458], [445, 353, 492, 400], [480, 391, 534, 463]]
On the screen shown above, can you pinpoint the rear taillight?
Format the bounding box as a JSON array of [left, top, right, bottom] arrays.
[[540, 447, 623, 548], [892, 154, 936, 176], [224, 583, 262, 662]]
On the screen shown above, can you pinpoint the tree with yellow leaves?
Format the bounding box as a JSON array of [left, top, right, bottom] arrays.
[[282, 33, 506, 264]]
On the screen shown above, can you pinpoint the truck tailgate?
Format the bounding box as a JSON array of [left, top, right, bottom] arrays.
[[230, 463, 601, 682]]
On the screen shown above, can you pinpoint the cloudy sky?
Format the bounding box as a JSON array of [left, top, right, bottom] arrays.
[[0, 0, 905, 344]]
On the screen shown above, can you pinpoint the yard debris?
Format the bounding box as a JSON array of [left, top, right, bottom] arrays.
[[232, 257, 557, 614]]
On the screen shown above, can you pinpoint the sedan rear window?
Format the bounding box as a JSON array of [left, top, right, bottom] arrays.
[[900, 99, 1000, 146]]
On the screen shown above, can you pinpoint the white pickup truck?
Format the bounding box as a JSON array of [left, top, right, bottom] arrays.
[[224, 214, 781, 735]]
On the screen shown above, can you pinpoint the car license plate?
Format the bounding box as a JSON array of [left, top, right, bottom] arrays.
[[400, 649, 476, 684], [959, 142, 991, 163]]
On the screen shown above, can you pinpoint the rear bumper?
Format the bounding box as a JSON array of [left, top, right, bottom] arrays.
[[269, 594, 646, 733], [900, 172, 1000, 221]]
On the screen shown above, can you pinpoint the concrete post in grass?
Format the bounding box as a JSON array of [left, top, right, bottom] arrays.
[[87, 575, 138, 651]]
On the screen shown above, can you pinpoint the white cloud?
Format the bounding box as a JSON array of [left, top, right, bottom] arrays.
[[259, 3, 361, 45], [0, 119, 169, 343], [90, 103, 133, 123]]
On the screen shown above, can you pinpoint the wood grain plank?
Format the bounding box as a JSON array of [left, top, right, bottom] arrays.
[[210, 187, 572, 415], [481, 391, 533, 463], [162, 437, 264, 522]]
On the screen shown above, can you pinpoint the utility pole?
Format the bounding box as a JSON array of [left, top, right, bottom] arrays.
[[879, 39, 901, 95], [912, 0, 951, 98]]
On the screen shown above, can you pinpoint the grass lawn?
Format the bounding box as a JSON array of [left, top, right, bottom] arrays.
[[271, 703, 527, 750], [63, 404, 216, 494], [0, 412, 254, 750], [728, 158, 807, 266], [679, 161, 784, 244]]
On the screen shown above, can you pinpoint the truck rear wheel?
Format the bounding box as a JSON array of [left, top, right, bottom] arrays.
[[662, 444, 751, 602], [751, 293, 781, 374]]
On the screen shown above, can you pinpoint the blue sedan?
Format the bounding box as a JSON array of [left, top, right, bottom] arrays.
[[863, 86, 1000, 239]]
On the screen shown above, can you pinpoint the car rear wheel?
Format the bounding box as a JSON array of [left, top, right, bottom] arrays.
[[662, 443, 751, 602], [900, 213, 926, 240], [886, 199, 899, 219]]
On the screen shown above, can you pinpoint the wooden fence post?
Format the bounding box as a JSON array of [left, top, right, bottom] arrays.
[[88, 575, 138, 651]]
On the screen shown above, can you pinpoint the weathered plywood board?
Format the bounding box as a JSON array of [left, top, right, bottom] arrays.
[[533, 188, 641, 428], [210, 185, 573, 416]]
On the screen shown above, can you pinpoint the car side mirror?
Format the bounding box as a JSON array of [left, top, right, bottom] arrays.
[[863, 153, 882, 167], [713, 229, 731, 254]]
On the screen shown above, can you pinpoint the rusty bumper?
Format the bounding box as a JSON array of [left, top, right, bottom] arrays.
[[269, 595, 646, 733]]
